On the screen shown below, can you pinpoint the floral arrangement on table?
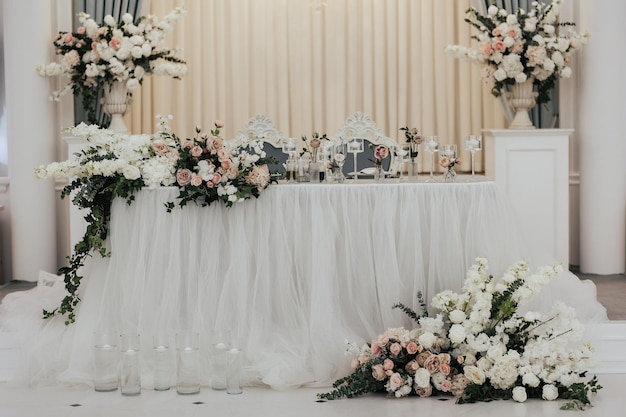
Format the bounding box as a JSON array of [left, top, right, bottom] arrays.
[[399, 127, 423, 159], [36, 7, 187, 124], [444, 0, 587, 105], [318, 257, 602, 410], [34, 116, 276, 324], [300, 132, 329, 161], [440, 154, 462, 181]]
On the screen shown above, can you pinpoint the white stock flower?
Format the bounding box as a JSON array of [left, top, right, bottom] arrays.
[[104, 15, 116, 27]]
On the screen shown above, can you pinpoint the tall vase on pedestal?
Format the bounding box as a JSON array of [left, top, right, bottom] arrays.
[[505, 78, 538, 129], [103, 80, 129, 134]]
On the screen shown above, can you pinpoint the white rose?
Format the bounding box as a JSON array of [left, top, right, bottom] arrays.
[[104, 15, 116, 27], [131, 46, 144, 59], [515, 72, 528, 83], [418, 332, 436, 349], [522, 372, 540, 387], [121, 165, 141, 180], [542, 384, 559, 401], [543, 24, 555, 34], [126, 78, 140, 90], [560, 66, 572, 78], [503, 36, 515, 48], [122, 13, 134, 24], [464, 366, 486, 385], [448, 310, 466, 324], [506, 14, 517, 25], [512, 386, 527, 403], [448, 324, 466, 345], [543, 58, 555, 72], [493, 68, 507, 81], [487, 5, 498, 16], [413, 368, 431, 389]]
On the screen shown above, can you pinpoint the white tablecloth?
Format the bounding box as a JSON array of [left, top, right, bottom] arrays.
[[0, 178, 607, 389]]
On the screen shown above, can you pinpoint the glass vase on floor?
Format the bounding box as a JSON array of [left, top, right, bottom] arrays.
[[120, 333, 141, 396]]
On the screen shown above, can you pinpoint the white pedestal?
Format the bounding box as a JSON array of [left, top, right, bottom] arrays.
[[64, 135, 90, 251], [483, 129, 571, 268]]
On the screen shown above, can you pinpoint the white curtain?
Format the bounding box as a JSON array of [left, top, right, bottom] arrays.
[[129, 0, 507, 173]]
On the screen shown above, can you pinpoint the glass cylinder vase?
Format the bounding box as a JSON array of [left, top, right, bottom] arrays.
[[175, 331, 200, 395], [119, 333, 141, 396]]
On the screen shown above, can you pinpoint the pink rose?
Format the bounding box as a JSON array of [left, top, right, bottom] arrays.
[[220, 160, 232, 171], [416, 385, 432, 397], [416, 352, 431, 367], [483, 44, 493, 55], [405, 360, 419, 374], [62, 33, 75, 44], [492, 28, 502, 37], [190, 174, 203, 187], [371, 341, 381, 356], [424, 355, 441, 374], [406, 341, 419, 355], [212, 173, 222, 184], [191, 145, 203, 158], [91, 41, 98, 51], [507, 28, 517, 38], [217, 149, 228, 160], [383, 358, 394, 371], [389, 343, 402, 356], [388, 373, 404, 391], [176, 169, 192, 186], [374, 145, 389, 161], [379, 335, 389, 346], [351, 358, 360, 370], [371, 364, 386, 381], [77, 26, 86, 35], [152, 142, 169, 156], [109, 38, 121, 50], [182, 139, 194, 149], [440, 363, 451, 376], [214, 120, 225, 129], [209, 136, 224, 153], [441, 379, 452, 392], [457, 356, 465, 365], [206, 181, 214, 188], [439, 156, 451, 168], [492, 39, 506, 53], [439, 353, 451, 364]]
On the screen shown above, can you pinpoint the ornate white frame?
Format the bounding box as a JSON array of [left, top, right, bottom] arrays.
[[230, 114, 289, 149], [330, 112, 397, 150]]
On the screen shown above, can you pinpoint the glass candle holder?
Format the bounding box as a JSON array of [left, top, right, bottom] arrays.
[[153, 334, 171, 391], [93, 331, 119, 392], [226, 348, 243, 395], [119, 333, 141, 396], [175, 331, 200, 395]]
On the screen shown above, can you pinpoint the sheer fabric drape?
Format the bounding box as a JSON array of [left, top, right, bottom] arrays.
[[128, 0, 507, 174]]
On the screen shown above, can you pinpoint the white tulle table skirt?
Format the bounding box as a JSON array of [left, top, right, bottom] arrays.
[[0, 179, 607, 389]]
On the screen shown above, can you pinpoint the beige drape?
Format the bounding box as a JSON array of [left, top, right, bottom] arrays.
[[128, 0, 507, 172]]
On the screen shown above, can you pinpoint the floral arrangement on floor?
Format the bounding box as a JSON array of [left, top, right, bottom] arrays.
[[35, 116, 276, 324], [444, 0, 587, 104], [317, 257, 602, 410], [36, 7, 187, 123]]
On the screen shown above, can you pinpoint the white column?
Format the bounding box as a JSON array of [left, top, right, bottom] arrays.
[[577, 0, 626, 274], [3, 0, 58, 281]]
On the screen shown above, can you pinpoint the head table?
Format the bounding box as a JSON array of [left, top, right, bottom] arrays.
[[1, 177, 607, 390]]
